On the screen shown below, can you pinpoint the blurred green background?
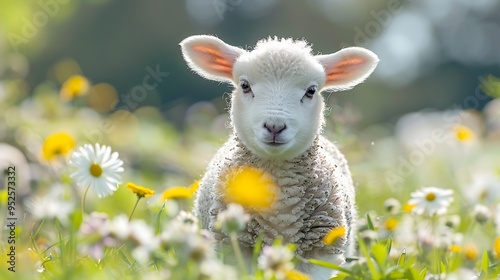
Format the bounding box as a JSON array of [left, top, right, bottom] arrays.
[[1, 3, 500, 278], [2, 0, 498, 128]]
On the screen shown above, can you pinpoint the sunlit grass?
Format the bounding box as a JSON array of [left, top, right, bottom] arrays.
[[1, 69, 500, 280]]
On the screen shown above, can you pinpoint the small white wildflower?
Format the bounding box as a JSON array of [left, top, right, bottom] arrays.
[[472, 204, 491, 224], [129, 219, 159, 248], [161, 218, 199, 245], [464, 173, 500, 204], [394, 216, 418, 253], [132, 246, 153, 265], [257, 244, 294, 279], [409, 186, 453, 216], [383, 198, 401, 214], [416, 228, 435, 252], [444, 215, 461, 229], [447, 268, 479, 280], [200, 259, 237, 280], [215, 203, 250, 233], [107, 214, 130, 240], [79, 212, 110, 235], [70, 143, 124, 198], [176, 211, 199, 228], [78, 212, 116, 260], [161, 213, 211, 262], [128, 219, 160, 264], [361, 230, 378, 246], [25, 185, 74, 225]]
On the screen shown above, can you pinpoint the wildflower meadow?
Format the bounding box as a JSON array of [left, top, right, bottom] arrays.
[[1, 64, 500, 279], [1, 1, 500, 280]]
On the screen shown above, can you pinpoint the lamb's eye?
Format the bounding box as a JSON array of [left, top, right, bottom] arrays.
[[240, 80, 252, 93], [305, 85, 317, 98]]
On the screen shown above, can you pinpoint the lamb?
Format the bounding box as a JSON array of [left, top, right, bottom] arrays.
[[180, 35, 379, 279]]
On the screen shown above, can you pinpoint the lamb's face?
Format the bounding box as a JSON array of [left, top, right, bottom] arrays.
[[180, 35, 379, 160], [231, 47, 327, 159]]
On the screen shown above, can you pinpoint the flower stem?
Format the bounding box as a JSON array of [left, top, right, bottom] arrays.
[[129, 196, 141, 222], [230, 232, 247, 274], [81, 185, 91, 215]]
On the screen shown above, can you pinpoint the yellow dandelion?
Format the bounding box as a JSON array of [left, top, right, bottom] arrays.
[[384, 217, 398, 231], [42, 132, 76, 161], [127, 182, 155, 221], [323, 226, 346, 246], [285, 269, 311, 280], [126, 182, 155, 198], [162, 180, 199, 201], [402, 203, 415, 212], [464, 243, 479, 260], [450, 244, 462, 253], [493, 236, 500, 258], [60, 75, 90, 101], [453, 124, 475, 143], [189, 180, 200, 193], [223, 166, 277, 212]]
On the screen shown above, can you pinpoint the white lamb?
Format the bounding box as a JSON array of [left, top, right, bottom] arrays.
[[180, 35, 379, 279]]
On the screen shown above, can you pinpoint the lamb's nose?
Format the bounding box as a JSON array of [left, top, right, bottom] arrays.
[[264, 122, 287, 135]]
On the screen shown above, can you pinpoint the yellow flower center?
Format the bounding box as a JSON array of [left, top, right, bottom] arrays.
[[425, 192, 436, 202], [385, 217, 398, 231], [90, 164, 103, 177], [494, 236, 500, 257], [480, 189, 488, 200], [453, 125, 474, 142], [402, 203, 415, 212], [52, 148, 62, 156], [464, 243, 479, 260], [450, 245, 462, 253]]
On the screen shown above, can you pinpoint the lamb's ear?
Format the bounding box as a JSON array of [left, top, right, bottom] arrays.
[[180, 35, 246, 83], [316, 47, 379, 91]]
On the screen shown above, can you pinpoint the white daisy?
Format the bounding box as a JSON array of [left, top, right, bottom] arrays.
[[257, 244, 294, 279], [70, 143, 124, 198], [464, 172, 500, 204], [215, 203, 250, 233], [408, 186, 454, 216]]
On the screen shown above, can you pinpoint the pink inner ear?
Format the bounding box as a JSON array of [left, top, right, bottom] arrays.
[[326, 57, 367, 82], [192, 45, 234, 76]]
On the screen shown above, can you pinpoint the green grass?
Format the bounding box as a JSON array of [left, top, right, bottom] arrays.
[[1, 79, 500, 280]]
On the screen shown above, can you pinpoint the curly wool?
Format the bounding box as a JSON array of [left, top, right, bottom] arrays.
[[194, 134, 356, 264]]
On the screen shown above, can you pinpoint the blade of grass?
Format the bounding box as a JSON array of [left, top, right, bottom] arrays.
[[366, 213, 375, 231], [397, 249, 406, 267], [252, 234, 263, 272], [31, 220, 45, 240], [359, 234, 381, 280], [307, 258, 353, 274], [418, 267, 427, 280], [117, 248, 133, 267], [386, 238, 392, 255], [155, 204, 165, 235], [481, 251, 490, 275]]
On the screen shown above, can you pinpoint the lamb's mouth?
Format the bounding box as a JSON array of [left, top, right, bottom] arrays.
[[263, 140, 289, 147]]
